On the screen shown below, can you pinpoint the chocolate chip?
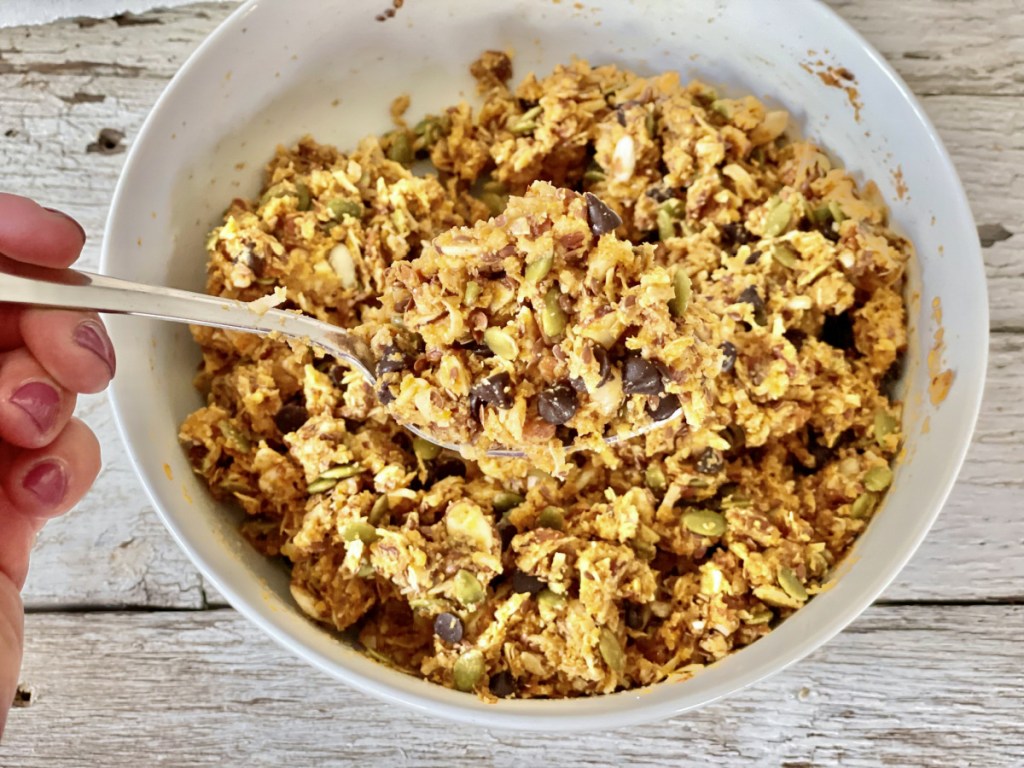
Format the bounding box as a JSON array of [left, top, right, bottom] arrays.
[[821, 312, 855, 350], [511, 571, 546, 595], [329, 363, 348, 387], [625, 603, 651, 631], [470, 372, 513, 418], [431, 458, 467, 482], [744, 249, 763, 265], [721, 222, 754, 247], [720, 341, 737, 373], [696, 448, 724, 475], [375, 344, 412, 376], [489, 670, 516, 698], [273, 403, 309, 434], [537, 383, 578, 425], [498, 519, 518, 551], [585, 192, 623, 236], [738, 286, 767, 326], [457, 340, 494, 357], [647, 393, 680, 421], [645, 183, 675, 203], [376, 382, 397, 405], [434, 612, 464, 644], [622, 353, 663, 395]]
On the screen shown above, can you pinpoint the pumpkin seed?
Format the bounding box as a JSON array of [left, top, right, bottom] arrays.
[[306, 477, 339, 495], [357, 563, 375, 578], [387, 131, 414, 164], [874, 408, 899, 445], [525, 252, 554, 284], [540, 287, 567, 338], [645, 111, 656, 138], [864, 465, 893, 492], [633, 540, 657, 561], [413, 436, 441, 462], [493, 491, 525, 514], [342, 521, 379, 544], [327, 198, 364, 220], [744, 605, 774, 625], [772, 243, 798, 268], [828, 200, 846, 223], [479, 192, 507, 216], [657, 199, 684, 241], [369, 495, 390, 525], [850, 491, 879, 519], [537, 506, 565, 531], [463, 280, 481, 306], [509, 105, 542, 135], [217, 420, 251, 453], [453, 569, 485, 606], [682, 509, 727, 537], [720, 492, 752, 509], [778, 567, 808, 602], [583, 167, 607, 183], [483, 327, 519, 360], [644, 464, 667, 493], [669, 269, 691, 317], [294, 182, 311, 211], [710, 99, 732, 119], [318, 463, 363, 480], [412, 115, 447, 147], [763, 200, 793, 237], [537, 589, 566, 621], [598, 627, 625, 675], [453, 649, 485, 692]]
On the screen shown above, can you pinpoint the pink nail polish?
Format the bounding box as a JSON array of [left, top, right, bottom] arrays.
[[10, 381, 61, 433], [23, 460, 68, 507], [42, 207, 87, 244], [73, 320, 116, 376]]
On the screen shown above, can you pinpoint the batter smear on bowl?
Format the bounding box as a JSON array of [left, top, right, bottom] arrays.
[[179, 52, 910, 699]]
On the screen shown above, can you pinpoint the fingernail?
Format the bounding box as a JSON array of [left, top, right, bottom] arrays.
[[10, 381, 61, 434], [23, 460, 68, 507], [73, 320, 116, 376], [42, 207, 87, 244]]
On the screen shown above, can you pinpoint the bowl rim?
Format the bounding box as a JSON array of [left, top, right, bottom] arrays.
[[102, 0, 988, 731]]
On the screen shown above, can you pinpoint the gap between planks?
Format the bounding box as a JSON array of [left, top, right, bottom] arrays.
[[4, 604, 1023, 767]]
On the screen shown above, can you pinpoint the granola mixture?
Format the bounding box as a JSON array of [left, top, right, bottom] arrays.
[[375, 180, 723, 472], [179, 52, 909, 699]]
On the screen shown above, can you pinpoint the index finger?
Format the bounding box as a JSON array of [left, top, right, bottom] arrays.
[[0, 193, 86, 268]]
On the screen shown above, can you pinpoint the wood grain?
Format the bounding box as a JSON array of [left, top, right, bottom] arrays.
[[4, 606, 1024, 766], [1, 2, 1022, 764]]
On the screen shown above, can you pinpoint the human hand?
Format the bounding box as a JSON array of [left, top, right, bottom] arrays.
[[0, 194, 114, 737]]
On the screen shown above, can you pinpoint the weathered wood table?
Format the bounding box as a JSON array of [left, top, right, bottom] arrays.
[[1, 2, 1022, 765]]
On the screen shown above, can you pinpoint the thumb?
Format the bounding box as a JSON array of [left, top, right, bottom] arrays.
[[0, 495, 39, 740], [0, 570, 25, 739]]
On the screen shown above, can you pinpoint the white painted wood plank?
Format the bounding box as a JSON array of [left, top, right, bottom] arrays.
[[4, 606, 1023, 766], [0, 1, 1020, 610], [0, 0, 234, 30], [828, 0, 1024, 96]]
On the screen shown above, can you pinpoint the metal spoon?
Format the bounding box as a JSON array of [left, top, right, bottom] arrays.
[[0, 255, 679, 456]]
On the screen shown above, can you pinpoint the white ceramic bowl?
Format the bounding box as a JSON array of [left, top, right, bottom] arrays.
[[102, 0, 987, 730]]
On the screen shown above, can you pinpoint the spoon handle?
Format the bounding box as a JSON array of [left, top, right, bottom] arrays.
[[0, 255, 376, 380]]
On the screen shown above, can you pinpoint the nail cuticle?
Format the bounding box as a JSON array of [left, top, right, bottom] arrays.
[[73, 320, 116, 376], [23, 459, 69, 507], [10, 380, 61, 434]]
